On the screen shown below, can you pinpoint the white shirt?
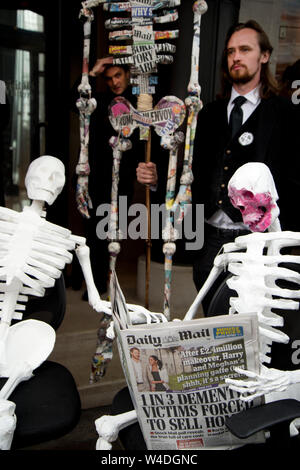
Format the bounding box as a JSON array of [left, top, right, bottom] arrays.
[[207, 86, 261, 230], [227, 86, 261, 125]]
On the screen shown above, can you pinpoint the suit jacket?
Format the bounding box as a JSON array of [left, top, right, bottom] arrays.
[[192, 94, 300, 231]]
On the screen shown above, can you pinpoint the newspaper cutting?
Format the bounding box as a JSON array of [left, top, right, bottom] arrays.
[[110, 270, 265, 450]]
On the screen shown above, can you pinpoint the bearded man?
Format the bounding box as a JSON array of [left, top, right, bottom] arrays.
[[137, 20, 300, 314]]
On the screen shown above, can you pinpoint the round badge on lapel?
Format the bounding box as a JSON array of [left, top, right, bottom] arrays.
[[238, 132, 254, 146]]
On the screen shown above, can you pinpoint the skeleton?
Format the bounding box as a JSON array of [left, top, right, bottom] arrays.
[[185, 162, 300, 433], [95, 162, 300, 448], [105, 0, 183, 314], [76, 0, 207, 318], [0, 155, 110, 448], [89, 0, 206, 381], [105, 0, 207, 319]]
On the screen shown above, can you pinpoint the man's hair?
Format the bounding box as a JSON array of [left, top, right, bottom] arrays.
[[102, 56, 130, 75], [280, 59, 300, 97], [220, 19, 279, 99]]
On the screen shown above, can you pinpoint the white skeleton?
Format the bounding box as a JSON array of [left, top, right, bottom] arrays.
[[95, 162, 300, 449], [0, 155, 109, 449], [0, 155, 165, 449], [0, 156, 111, 340]]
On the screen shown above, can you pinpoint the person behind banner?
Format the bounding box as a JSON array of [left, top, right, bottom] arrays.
[[147, 355, 169, 392]]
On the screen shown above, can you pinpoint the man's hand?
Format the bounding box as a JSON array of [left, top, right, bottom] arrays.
[[136, 162, 158, 186], [89, 57, 113, 77]]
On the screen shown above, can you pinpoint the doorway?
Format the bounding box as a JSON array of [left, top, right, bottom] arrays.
[[0, 9, 45, 210]]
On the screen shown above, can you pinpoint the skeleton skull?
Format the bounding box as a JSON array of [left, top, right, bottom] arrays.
[[25, 156, 65, 205], [228, 162, 279, 232]]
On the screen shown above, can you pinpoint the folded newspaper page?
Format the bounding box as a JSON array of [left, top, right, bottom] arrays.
[[110, 270, 265, 450]]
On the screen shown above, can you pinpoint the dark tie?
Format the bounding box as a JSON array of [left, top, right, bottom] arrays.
[[229, 96, 247, 137]]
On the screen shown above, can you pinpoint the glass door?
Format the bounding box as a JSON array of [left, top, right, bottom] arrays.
[[0, 9, 45, 210]]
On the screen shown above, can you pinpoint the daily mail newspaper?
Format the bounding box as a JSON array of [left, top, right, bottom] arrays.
[[110, 271, 265, 450]]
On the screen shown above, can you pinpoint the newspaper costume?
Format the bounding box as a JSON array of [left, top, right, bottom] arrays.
[[107, 1, 207, 319], [85, 0, 204, 380], [76, 1, 207, 320], [105, 0, 182, 310], [82, 0, 185, 380]]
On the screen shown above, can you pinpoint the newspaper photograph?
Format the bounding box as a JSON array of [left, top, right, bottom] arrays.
[[110, 270, 265, 450]]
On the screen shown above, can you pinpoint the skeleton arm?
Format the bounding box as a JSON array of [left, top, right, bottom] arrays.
[[72, 235, 111, 314], [76, 7, 97, 218], [184, 240, 243, 320]]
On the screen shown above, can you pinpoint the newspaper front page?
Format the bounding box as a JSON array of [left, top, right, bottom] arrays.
[[110, 271, 265, 450]]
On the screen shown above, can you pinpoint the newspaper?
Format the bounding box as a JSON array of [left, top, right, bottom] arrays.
[[110, 270, 265, 450]]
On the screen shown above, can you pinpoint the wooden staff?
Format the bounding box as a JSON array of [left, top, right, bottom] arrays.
[[145, 128, 152, 309], [137, 92, 154, 309]]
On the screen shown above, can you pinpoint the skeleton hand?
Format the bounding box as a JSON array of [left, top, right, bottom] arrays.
[[226, 365, 299, 401], [76, 175, 92, 218], [95, 410, 137, 450], [0, 399, 17, 450], [96, 437, 112, 450], [88, 293, 111, 315], [127, 304, 167, 324]]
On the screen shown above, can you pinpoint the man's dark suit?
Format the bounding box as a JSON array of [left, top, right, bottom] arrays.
[[191, 93, 300, 313]]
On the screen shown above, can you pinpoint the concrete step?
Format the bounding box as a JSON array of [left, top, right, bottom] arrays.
[[48, 287, 127, 410]]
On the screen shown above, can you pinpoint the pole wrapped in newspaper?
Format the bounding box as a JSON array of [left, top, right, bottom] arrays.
[[95, 269, 265, 450], [76, 6, 97, 218]]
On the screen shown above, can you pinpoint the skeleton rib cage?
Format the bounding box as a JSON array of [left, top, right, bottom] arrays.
[[194, 231, 300, 364], [0, 206, 76, 326]]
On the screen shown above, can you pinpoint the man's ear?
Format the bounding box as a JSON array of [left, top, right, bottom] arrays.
[[261, 51, 270, 64]]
